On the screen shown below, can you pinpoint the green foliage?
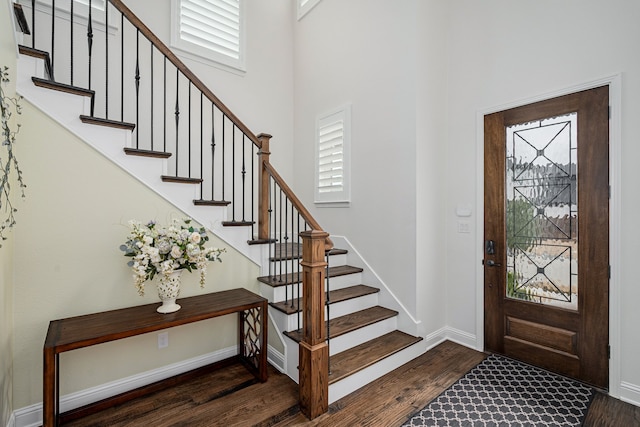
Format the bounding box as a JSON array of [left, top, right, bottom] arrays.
[[506, 198, 537, 253], [0, 66, 26, 247], [507, 271, 534, 301]]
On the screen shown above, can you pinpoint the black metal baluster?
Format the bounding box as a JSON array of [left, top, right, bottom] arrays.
[[104, 0, 108, 118], [231, 125, 236, 220], [174, 69, 180, 176], [31, 0, 35, 49], [221, 115, 226, 201], [326, 251, 331, 374], [211, 104, 216, 200], [199, 92, 203, 198], [271, 181, 277, 282], [241, 135, 246, 222], [280, 189, 285, 301], [51, 0, 55, 79], [163, 57, 166, 152], [251, 139, 255, 236], [297, 214, 302, 327], [150, 45, 153, 150], [267, 176, 273, 281], [70, 0, 73, 85], [120, 12, 123, 122], [285, 198, 291, 307], [188, 82, 191, 177], [87, 0, 93, 90], [134, 29, 140, 147]]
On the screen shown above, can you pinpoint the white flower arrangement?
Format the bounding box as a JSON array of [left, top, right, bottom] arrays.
[[120, 218, 225, 296]]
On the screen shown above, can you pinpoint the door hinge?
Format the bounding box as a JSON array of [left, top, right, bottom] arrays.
[[609, 185, 612, 199], [608, 265, 611, 279], [608, 345, 611, 359]]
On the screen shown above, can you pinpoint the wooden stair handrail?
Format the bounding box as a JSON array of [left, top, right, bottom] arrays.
[[107, 0, 261, 149], [264, 161, 334, 251]]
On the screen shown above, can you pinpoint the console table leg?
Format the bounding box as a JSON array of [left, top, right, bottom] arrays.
[[43, 348, 56, 427]]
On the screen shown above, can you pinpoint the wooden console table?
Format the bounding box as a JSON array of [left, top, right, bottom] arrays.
[[43, 288, 268, 426]]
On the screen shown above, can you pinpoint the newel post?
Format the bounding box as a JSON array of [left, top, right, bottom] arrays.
[[299, 230, 329, 419], [257, 133, 272, 241]]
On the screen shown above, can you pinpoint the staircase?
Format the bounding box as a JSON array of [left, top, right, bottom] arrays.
[[10, 0, 424, 418]]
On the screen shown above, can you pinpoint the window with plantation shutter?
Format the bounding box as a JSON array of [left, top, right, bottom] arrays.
[[315, 105, 351, 205], [171, 0, 245, 72]]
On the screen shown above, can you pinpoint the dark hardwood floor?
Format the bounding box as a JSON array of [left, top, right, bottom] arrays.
[[63, 341, 639, 426]]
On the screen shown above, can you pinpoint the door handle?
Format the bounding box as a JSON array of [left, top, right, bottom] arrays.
[[484, 259, 501, 267]]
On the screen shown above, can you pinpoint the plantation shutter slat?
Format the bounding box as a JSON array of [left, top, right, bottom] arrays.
[[317, 119, 344, 194], [180, 0, 241, 60]]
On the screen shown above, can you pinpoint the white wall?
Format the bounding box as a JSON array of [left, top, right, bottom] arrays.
[[293, 0, 419, 314], [415, 1, 450, 339], [440, 0, 640, 401], [125, 0, 296, 182]]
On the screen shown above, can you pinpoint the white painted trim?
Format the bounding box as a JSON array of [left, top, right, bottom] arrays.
[[12, 346, 237, 427], [330, 235, 421, 336], [297, 0, 322, 21], [619, 381, 640, 407], [475, 74, 623, 396], [267, 344, 285, 374], [5, 412, 16, 427]]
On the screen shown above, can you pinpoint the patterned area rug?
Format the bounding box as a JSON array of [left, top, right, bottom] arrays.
[[404, 354, 594, 427]]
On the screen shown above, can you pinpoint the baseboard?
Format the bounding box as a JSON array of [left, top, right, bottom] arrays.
[[423, 326, 477, 351], [4, 411, 15, 427], [267, 344, 285, 373], [13, 346, 236, 427], [619, 381, 640, 407]]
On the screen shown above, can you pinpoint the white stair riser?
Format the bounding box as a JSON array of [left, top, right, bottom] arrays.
[[328, 316, 397, 356]]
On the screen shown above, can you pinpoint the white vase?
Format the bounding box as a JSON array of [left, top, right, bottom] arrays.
[[156, 269, 183, 313]]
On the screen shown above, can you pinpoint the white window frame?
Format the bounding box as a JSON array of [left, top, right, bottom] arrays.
[[314, 105, 351, 207], [297, 0, 322, 20], [170, 0, 246, 73]]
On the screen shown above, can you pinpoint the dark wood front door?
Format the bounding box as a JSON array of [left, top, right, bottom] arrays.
[[484, 86, 609, 389]]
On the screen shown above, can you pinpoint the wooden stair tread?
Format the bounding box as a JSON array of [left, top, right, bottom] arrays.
[[269, 242, 347, 261], [13, 4, 30, 35], [18, 45, 48, 60], [80, 115, 135, 130], [193, 199, 231, 206], [270, 284, 379, 315], [222, 220, 255, 227], [124, 148, 172, 158], [328, 331, 423, 384], [32, 77, 94, 97], [258, 265, 363, 287], [284, 306, 398, 343], [161, 175, 203, 184]]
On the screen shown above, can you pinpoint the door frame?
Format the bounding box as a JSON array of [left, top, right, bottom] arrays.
[[474, 74, 622, 396]]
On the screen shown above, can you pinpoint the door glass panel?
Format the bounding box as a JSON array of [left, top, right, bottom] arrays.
[[505, 112, 578, 310]]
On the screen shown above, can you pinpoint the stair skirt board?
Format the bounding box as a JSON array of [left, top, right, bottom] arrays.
[[16, 53, 263, 266]]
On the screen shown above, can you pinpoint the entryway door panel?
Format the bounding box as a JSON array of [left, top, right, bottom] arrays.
[[484, 86, 609, 389]]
